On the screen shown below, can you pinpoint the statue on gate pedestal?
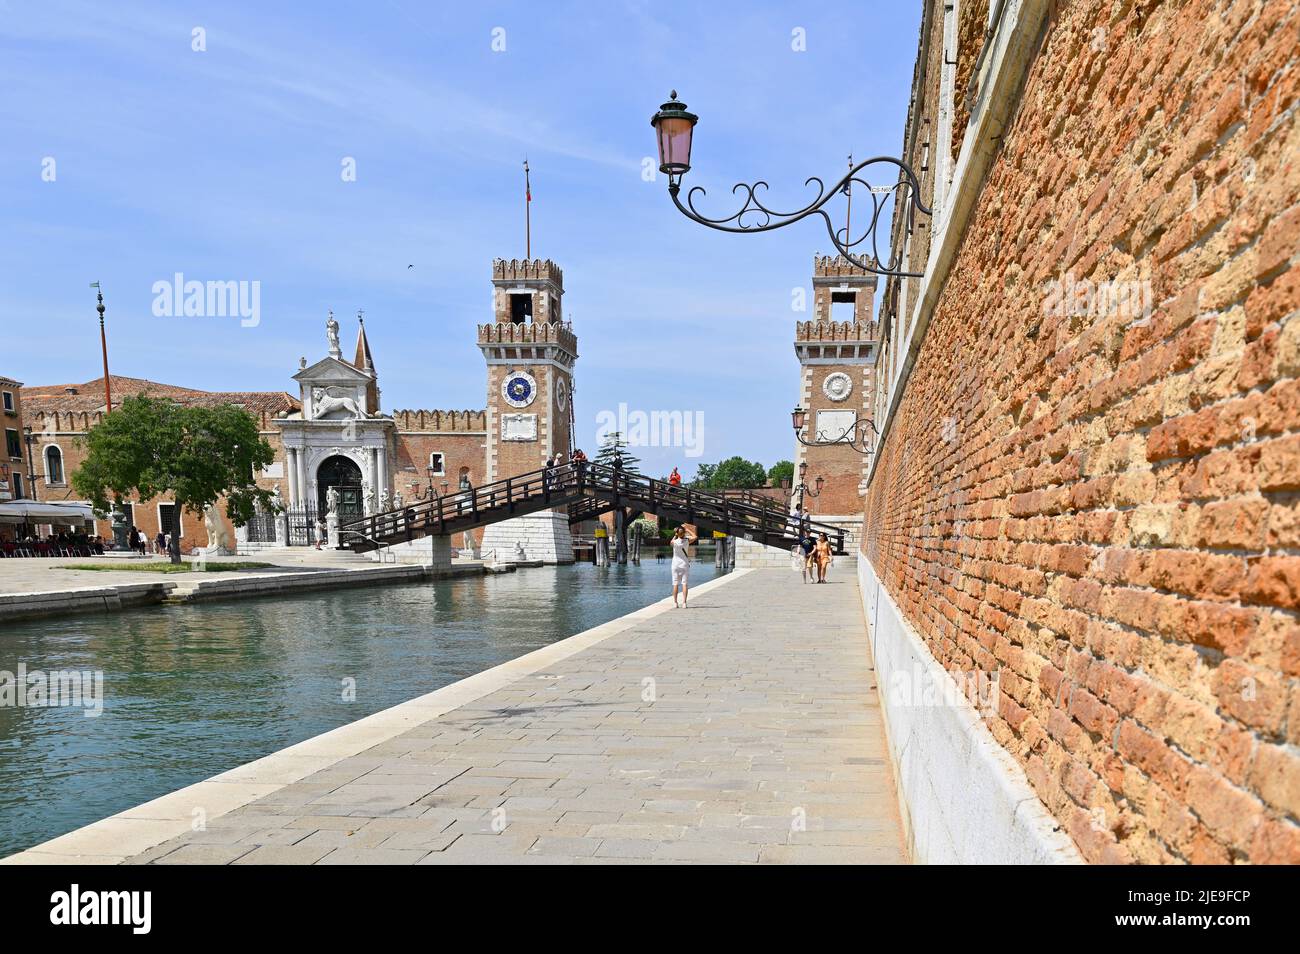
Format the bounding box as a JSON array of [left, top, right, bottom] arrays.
[[325, 486, 340, 549]]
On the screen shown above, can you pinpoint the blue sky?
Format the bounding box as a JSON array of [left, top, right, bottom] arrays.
[[1, 0, 921, 478]]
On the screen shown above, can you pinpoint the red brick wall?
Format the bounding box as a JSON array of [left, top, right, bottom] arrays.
[[864, 0, 1300, 863], [393, 431, 485, 499]]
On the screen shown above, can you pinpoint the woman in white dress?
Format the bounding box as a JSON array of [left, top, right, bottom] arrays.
[[670, 524, 698, 608]]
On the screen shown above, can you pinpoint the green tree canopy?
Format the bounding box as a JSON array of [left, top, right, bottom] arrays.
[[72, 395, 277, 562], [691, 456, 768, 490], [767, 460, 794, 487]]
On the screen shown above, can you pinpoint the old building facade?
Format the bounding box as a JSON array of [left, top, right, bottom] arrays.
[[0, 376, 29, 504], [18, 258, 571, 560], [860, 0, 1300, 864]]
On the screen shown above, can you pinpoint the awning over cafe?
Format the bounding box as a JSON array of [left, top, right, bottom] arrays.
[[0, 500, 96, 524]]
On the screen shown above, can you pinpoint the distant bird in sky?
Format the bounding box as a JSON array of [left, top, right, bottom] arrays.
[[407, 264, 414, 269]]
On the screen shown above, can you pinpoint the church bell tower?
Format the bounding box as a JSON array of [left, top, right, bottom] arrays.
[[478, 258, 577, 563]]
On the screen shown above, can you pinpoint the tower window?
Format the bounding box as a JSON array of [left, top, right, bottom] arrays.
[[831, 291, 857, 323], [428, 452, 445, 476], [509, 293, 533, 324]]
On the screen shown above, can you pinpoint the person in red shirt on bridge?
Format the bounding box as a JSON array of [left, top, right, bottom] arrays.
[[668, 467, 682, 487]]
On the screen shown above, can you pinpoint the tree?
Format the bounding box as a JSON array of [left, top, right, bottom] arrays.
[[593, 431, 641, 472], [767, 460, 794, 488], [594, 432, 641, 563], [691, 456, 767, 490], [72, 395, 277, 563]]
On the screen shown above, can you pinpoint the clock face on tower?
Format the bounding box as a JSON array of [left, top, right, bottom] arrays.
[[502, 370, 537, 408]]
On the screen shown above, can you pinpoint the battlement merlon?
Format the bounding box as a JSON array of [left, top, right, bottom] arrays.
[[795, 320, 879, 343], [477, 321, 578, 365], [391, 409, 488, 432], [812, 254, 879, 282], [492, 258, 564, 288]]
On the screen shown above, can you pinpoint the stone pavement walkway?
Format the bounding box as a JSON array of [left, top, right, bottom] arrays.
[[119, 568, 906, 864], [0, 548, 410, 596]]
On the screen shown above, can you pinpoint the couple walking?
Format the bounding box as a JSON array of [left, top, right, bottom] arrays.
[[793, 531, 833, 583]]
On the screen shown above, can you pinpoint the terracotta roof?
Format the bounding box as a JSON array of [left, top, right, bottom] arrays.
[[22, 375, 300, 417]]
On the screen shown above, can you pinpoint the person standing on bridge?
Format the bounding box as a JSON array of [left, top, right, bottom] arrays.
[[668, 466, 682, 487], [543, 456, 555, 492], [670, 524, 697, 608]]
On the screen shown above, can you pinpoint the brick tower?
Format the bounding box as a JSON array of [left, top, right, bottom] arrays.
[[792, 255, 879, 553], [478, 258, 577, 563]]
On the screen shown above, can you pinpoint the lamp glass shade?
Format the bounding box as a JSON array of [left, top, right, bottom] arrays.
[[799, 461, 808, 478], [791, 406, 807, 431], [651, 93, 697, 175], [815, 476, 825, 492], [656, 117, 694, 174]]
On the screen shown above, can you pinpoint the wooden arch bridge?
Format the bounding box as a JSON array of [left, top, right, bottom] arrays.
[[338, 462, 847, 555]]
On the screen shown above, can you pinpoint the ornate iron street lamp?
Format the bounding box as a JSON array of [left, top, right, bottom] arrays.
[[651, 92, 932, 277], [792, 405, 878, 455], [424, 465, 438, 500], [790, 461, 824, 526]]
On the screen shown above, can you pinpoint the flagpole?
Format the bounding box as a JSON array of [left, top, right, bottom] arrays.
[[90, 282, 112, 414], [524, 159, 532, 259], [844, 153, 852, 255]]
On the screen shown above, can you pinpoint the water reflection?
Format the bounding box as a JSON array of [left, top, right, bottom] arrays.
[[0, 558, 720, 856]]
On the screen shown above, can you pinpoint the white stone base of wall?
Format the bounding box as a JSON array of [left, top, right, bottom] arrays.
[[732, 536, 795, 569], [733, 535, 858, 571], [369, 536, 457, 566], [806, 514, 863, 554], [480, 511, 574, 565], [858, 555, 1082, 865]]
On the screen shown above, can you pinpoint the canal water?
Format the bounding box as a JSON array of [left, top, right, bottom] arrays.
[[0, 557, 722, 857]]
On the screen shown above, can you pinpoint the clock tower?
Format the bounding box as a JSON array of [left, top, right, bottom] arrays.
[[478, 258, 577, 563], [793, 255, 879, 554]]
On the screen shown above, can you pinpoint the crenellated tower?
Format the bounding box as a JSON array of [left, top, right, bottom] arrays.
[[792, 255, 879, 553], [478, 258, 577, 563]]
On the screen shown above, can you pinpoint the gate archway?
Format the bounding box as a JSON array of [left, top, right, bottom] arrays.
[[317, 455, 363, 523]]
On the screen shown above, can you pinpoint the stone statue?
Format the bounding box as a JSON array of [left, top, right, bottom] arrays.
[[202, 504, 234, 555], [392, 490, 403, 509], [325, 488, 341, 549], [378, 488, 391, 512], [326, 310, 340, 358], [311, 386, 367, 420]]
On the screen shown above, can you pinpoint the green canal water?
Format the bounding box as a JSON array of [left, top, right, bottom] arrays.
[[0, 558, 722, 857]]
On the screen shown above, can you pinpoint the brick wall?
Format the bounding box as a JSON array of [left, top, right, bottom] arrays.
[[864, 0, 1300, 863]]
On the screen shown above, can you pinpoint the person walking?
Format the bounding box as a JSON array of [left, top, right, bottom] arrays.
[[153, 531, 165, 555], [799, 531, 816, 582], [813, 532, 833, 583], [668, 466, 682, 487], [542, 456, 555, 492], [670, 524, 697, 608], [314, 516, 327, 550], [790, 541, 809, 582]]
